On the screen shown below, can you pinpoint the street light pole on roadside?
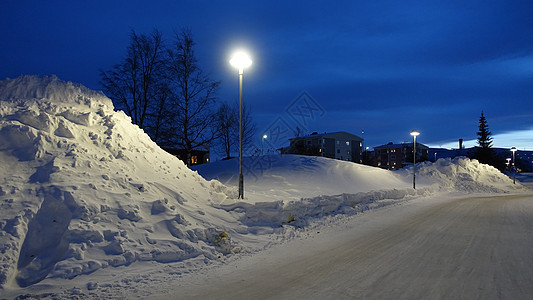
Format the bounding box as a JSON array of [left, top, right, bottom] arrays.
[[511, 147, 517, 184], [410, 129, 420, 189], [230, 52, 252, 199], [262, 134, 267, 155]]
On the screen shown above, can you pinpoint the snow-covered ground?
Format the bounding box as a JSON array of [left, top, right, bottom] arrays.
[[0, 75, 529, 299]]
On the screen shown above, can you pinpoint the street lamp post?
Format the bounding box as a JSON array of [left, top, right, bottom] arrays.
[[511, 147, 517, 184], [262, 134, 267, 155], [410, 129, 420, 189], [230, 52, 252, 199]]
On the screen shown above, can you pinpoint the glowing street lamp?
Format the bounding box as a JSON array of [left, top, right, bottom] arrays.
[[511, 147, 517, 184], [410, 129, 420, 189], [262, 134, 267, 155], [230, 51, 252, 199]]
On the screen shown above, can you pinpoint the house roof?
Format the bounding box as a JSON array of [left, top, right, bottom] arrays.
[[374, 142, 428, 149], [374, 143, 405, 148], [290, 131, 363, 141]]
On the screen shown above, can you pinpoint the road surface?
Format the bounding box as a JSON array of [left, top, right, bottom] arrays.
[[174, 192, 533, 299]]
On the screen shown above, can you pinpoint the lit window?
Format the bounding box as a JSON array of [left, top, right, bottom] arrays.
[[347, 151, 350, 154], [191, 156, 198, 164], [346, 141, 350, 146], [319, 148, 322, 153]]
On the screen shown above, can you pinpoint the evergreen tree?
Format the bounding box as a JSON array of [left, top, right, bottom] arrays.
[[477, 111, 492, 148], [475, 111, 496, 166]]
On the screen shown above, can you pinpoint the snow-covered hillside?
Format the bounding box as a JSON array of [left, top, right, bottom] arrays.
[[0, 75, 526, 298]]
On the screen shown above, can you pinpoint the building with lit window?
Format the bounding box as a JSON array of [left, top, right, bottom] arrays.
[[163, 147, 210, 166], [374, 142, 429, 170], [285, 131, 364, 163]]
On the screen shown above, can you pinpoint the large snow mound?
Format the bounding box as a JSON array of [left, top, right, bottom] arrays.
[[405, 156, 521, 193], [0, 75, 235, 288], [194, 154, 409, 203]]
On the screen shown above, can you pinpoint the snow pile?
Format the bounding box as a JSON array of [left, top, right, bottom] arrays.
[[406, 157, 521, 193], [196, 155, 427, 227], [194, 154, 409, 203], [0, 75, 235, 288], [218, 188, 426, 228], [195, 155, 521, 228]]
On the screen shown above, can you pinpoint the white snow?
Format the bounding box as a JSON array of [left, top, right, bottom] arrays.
[[0, 75, 528, 298]]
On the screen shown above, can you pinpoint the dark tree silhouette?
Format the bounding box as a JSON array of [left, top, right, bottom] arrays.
[[216, 102, 237, 160], [474, 111, 497, 166], [101, 29, 226, 163], [215, 101, 257, 159], [167, 30, 220, 166], [100, 29, 167, 132]]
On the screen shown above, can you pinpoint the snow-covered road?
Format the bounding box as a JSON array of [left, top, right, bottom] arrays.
[[174, 192, 533, 299]]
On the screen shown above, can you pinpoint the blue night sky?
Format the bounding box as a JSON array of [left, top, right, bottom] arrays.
[[1, 0, 533, 152]]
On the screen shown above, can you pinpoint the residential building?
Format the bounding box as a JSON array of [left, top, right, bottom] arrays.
[[374, 142, 429, 170], [285, 131, 364, 163]]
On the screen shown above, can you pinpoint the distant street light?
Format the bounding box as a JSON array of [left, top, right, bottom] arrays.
[[262, 134, 267, 155], [511, 147, 517, 184], [230, 51, 252, 199], [410, 129, 420, 189]]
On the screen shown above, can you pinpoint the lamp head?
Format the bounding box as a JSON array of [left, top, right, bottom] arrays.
[[263, 134, 267, 139], [410, 129, 420, 137], [230, 52, 252, 72], [511, 147, 517, 152]]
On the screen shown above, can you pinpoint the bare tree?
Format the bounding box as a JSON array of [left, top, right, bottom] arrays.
[[216, 102, 237, 159], [167, 29, 220, 165], [145, 83, 173, 144], [100, 29, 167, 133], [215, 101, 257, 159], [241, 102, 257, 153]]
